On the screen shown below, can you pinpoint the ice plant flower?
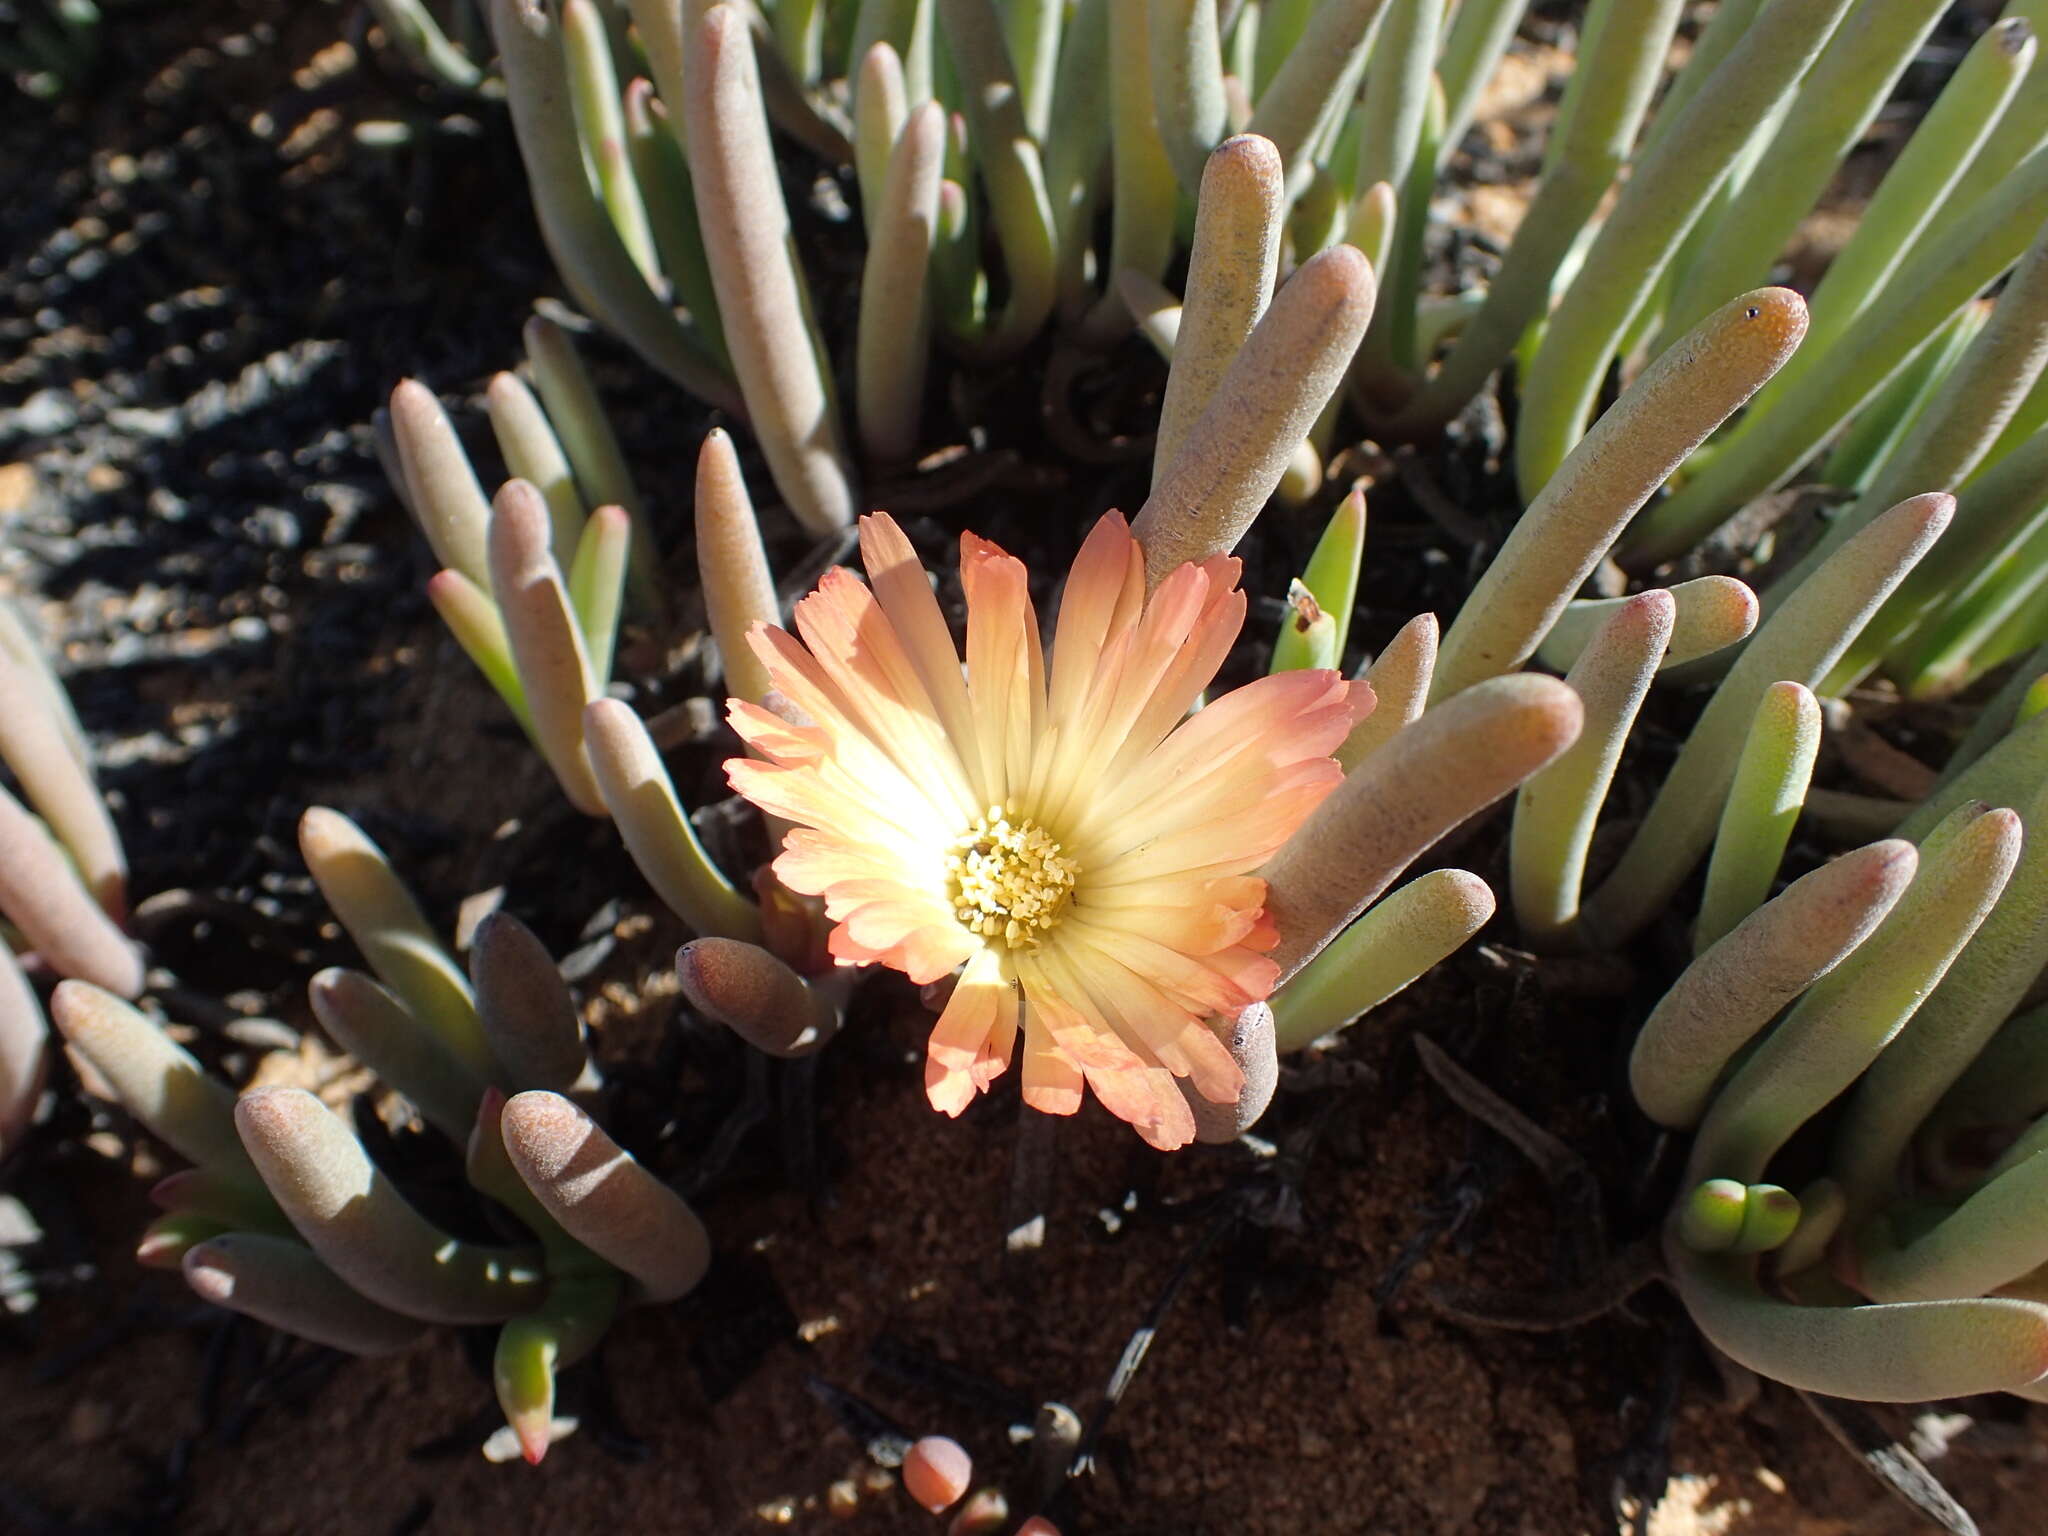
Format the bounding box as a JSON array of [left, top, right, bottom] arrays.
[[724, 512, 1368, 1149]]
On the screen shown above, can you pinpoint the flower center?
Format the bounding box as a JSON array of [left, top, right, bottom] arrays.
[[946, 804, 1079, 950]]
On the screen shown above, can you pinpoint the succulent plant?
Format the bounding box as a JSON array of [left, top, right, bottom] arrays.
[[1373, 0, 2048, 710], [400, 0, 1508, 525], [373, 1, 2000, 586], [1631, 727, 2048, 1404], [378, 314, 658, 816], [52, 809, 709, 1463], [624, 128, 1604, 1150], [334, 4, 2048, 1498]]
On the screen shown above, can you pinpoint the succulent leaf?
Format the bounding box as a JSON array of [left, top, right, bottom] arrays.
[[499, 1090, 711, 1303], [235, 1086, 545, 1325], [674, 937, 839, 1057], [1630, 840, 1918, 1132], [299, 808, 492, 1079], [583, 698, 764, 943], [1270, 867, 1493, 1052], [1263, 672, 1580, 983], [184, 1233, 428, 1356]]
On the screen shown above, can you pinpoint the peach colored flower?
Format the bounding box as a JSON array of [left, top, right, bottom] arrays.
[[725, 512, 1369, 1149]]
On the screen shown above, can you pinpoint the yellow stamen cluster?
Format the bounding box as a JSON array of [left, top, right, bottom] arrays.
[[946, 805, 1079, 950]]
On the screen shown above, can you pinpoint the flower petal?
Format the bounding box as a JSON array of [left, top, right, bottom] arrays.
[[1046, 513, 1144, 728], [1068, 669, 1361, 851], [740, 625, 956, 837], [1056, 943, 1244, 1105], [827, 902, 977, 982], [859, 514, 989, 798], [727, 757, 938, 857], [1019, 1012, 1085, 1116], [1041, 559, 1213, 830], [961, 533, 1045, 807], [926, 949, 1013, 1114], [1085, 761, 1344, 882], [792, 570, 978, 823]]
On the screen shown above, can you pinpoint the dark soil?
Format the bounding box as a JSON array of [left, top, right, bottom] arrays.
[[1, 3, 2043, 1534]]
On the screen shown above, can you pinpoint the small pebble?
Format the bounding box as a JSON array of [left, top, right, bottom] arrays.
[[902, 1435, 972, 1513]]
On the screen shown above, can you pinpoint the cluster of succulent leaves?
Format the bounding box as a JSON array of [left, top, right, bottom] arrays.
[[51, 809, 712, 1464], [366, 0, 2048, 695], [14, 0, 2048, 1506]]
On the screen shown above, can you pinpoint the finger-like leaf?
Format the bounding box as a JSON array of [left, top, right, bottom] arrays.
[[695, 430, 783, 708], [1690, 805, 2020, 1186], [1512, 0, 1854, 496], [1764, 16, 2036, 412], [1244, 0, 1388, 189], [236, 1087, 544, 1324], [854, 42, 909, 240], [560, 0, 659, 286], [494, 1270, 620, 1463], [937, 0, 1059, 352], [674, 937, 838, 1057], [184, 1233, 427, 1356], [489, 480, 608, 816], [1532, 576, 1758, 677], [1270, 488, 1365, 674], [499, 1090, 711, 1302], [1271, 868, 1494, 1051], [1582, 493, 1950, 947], [567, 504, 630, 684], [0, 639, 124, 918], [1656, 0, 1952, 350], [583, 699, 762, 942], [1633, 144, 2048, 564], [491, 0, 739, 412], [388, 380, 492, 591], [1631, 840, 1917, 1131], [50, 981, 254, 1177], [1789, 213, 2048, 684], [307, 968, 486, 1144], [1082, 0, 1176, 335], [1263, 673, 1581, 983], [1133, 245, 1376, 586], [857, 100, 945, 463], [1669, 1238, 2048, 1401], [1510, 591, 1672, 942], [1694, 681, 1822, 954], [1432, 289, 1806, 702], [0, 783, 139, 997], [682, 3, 855, 531], [1147, 0, 1227, 195], [1392, 0, 1686, 431], [487, 370, 586, 563], [1833, 772, 2048, 1219], [472, 912, 591, 1094], [1855, 1148, 2048, 1303], [299, 808, 491, 1079], [1154, 134, 1284, 482], [1334, 611, 1436, 770], [426, 569, 535, 735]]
